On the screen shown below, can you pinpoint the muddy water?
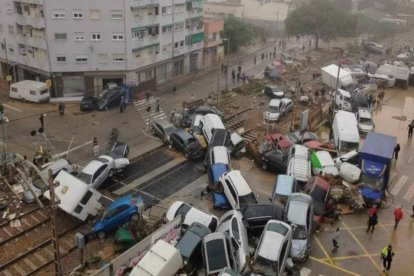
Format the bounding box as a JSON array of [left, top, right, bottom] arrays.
[[373, 87, 414, 151]]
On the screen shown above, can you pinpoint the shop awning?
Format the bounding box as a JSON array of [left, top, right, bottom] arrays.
[[132, 43, 160, 52], [191, 33, 203, 43]]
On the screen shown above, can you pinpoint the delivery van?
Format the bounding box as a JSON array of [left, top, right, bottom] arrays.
[[9, 80, 50, 103], [43, 170, 102, 221], [332, 110, 360, 152], [130, 239, 183, 276]]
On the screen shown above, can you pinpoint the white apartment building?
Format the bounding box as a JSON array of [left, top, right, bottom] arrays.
[[0, 0, 204, 96]]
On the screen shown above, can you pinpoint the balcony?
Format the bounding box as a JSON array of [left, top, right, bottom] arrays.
[[204, 38, 222, 48], [130, 0, 159, 9], [15, 14, 45, 29], [17, 34, 47, 50], [15, 0, 43, 5]]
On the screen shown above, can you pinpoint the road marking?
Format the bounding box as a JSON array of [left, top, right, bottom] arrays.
[[408, 156, 414, 164], [403, 181, 414, 201], [309, 256, 360, 276], [340, 220, 385, 275], [391, 175, 408, 196], [139, 191, 162, 202], [2, 103, 23, 113], [313, 235, 333, 264], [320, 253, 380, 262]]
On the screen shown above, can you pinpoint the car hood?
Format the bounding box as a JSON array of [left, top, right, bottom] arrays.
[[183, 209, 215, 229], [359, 123, 374, 132], [291, 239, 308, 259], [265, 111, 280, 120]]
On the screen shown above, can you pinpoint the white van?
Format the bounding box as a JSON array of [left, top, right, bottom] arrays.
[[332, 110, 360, 152], [9, 80, 50, 103], [43, 170, 102, 221], [130, 240, 183, 276], [335, 89, 352, 112], [287, 145, 311, 186], [200, 114, 225, 144]]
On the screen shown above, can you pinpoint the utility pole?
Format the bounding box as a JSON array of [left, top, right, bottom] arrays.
[[3, 38, 11, 84], [224, 37, 230, 91], [0, 103, 5, 165], [48, 169, 62, 276], [332, 63, 341, 119], [216, 59, 220, 107]]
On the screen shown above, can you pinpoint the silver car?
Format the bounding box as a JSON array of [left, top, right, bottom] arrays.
[[202, 232, 235, 275], [217, 210, 250, 275], [286, 193, 313, 262]]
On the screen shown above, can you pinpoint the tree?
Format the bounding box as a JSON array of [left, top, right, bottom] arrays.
[[285, 0, 357, 49], [222, 16, 254, 54]]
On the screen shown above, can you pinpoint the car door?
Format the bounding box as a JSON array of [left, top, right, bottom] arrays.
[[116, 203, 132, 226], [176, 135, 185, 152], [92, 164, 108, 188], [170, 134, 178, 149], [230, 217, 241, 271], [224, 179, 238, 209]]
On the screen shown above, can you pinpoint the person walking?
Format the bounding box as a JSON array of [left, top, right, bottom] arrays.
[[155, 99, 160, 114], [366, 206, 378, 233], [381, 245, 395, 272], [407, 122, 413, 138], [120, 96, 125, 113], [254, 56, 256, 65], [394, 143, 400, 160], [236, 71, 240, 83], [58, 102, 65, 116], [241, 73, 246, 84], [39, 114, 45, 130], [332, 228, 340, 253], [393, 206, 403, 228], [92, 137, 99, 157], [237, 65, 242, 73], [367, 94, 373, 109], [379, 90, 385, 102], [231, 69, 236, 84], [173, 86, 177, 95]]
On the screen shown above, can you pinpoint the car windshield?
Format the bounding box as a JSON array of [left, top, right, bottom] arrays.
[[292, 225, 307, 240], [255, 255, 277, 275], [164, 125, 175, 134], [176, 203, 191, 218], [78, 172, 92, 184], [360, 117, 373, 124], [268, 105, 279, 113], [206, 240, 228, 271], [239, 193, 257, 209], [311, 186, 327, 203], [360, 174, 384, 190]]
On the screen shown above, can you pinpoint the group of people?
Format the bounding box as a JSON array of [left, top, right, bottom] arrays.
[[230, 65, 247, 85], [367, 90, 385, 110]]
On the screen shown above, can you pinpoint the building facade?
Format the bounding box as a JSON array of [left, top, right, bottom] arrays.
[[0, 0, 204, 96], [203, 17, 223, 68]]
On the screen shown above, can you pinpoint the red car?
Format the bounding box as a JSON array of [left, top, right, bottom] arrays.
[[304, 176, 330, 225]]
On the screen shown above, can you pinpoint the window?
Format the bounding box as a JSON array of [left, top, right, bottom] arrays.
[[111, 10, 123, 19], [52, 9, 66, 19], [56, 55, 66, 63], [98, 53, 108, 63], [180, 40, 184, 47], [8, 25, 14, 34], [162, 25, 172, 33], [112, 54, 125, 63], [132, 30, 145, 40], [5, 3, 13, 13], [75, 55, 88, 63], [111, 33, 124, 41], [91, 32, 101, 41], [72, 10, 84, 19], [147, 26, 159, 36], [74, 32, 85, 41], [55, 33, 67, 41], [90, 9, 100, 19]]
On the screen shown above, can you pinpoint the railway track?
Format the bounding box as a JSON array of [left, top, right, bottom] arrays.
[[224, 108, 257, 143], [0, 220, 82, 276]]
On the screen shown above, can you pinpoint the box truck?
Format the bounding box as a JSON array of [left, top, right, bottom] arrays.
[[321, 64, 356, 91], [9, 80, 50, 102]]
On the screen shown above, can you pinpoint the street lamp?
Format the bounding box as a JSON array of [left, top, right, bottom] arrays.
[[222, 37, 230, 91]]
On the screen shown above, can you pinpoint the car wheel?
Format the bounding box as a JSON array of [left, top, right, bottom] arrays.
[[108, 169, 114, 178], [97, 230, 106, 240], [131, 213, 140, 222], [261, 163, 268, 170]]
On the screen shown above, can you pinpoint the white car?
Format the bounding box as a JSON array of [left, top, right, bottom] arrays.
[[77, 155, 129, 189], [219, 170, 257, 210], [311, 151, 339, 176], [286, 193, 313, 262], [217, 210, 250, 275], [264, 98, 293, 122], [253, 220, 292, 276], [165, 201, 218, 231], [356, 108, 375, 134]]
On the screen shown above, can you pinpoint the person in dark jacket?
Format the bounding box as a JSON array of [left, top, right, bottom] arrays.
[[366, 209, 378, 233], [394, 143, 400, 160]]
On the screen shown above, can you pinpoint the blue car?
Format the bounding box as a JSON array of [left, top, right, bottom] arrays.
[[92, 194, 142, 239], [208, 163, 231, 209]]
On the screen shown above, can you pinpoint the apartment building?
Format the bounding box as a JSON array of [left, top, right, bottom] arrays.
[[0, 0, 204, 96], [203, 17, 223, 68]]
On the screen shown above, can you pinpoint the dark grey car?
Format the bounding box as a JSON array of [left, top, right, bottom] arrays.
[[242, 204, 285, 235], [151, 119, 177, 144], [170, 130, 204, 160]]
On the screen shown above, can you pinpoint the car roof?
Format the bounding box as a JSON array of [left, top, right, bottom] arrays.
[[287, 200, 308, 225], [274, 175, 295, 196], [225, 170, 252, 196], [155, 119, 173, 128], [258, 220, 290, 260], [173, 129, 193, 141], [176, 223, 211, 257], [243, 204, 284, 220], [281, 98, 292, 104], [315, 151, 335, 166], [82, 159, 104, 174], [269, 99, 281, 106], [358, 108, 372, 118], [107, 194, 133, 210]]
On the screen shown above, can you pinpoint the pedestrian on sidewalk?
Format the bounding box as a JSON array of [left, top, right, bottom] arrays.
[[254, 56, 256, 64], [236, 71, 240, 83], [261, 53, 264, 60], [302, 45, 305, 52], [394, 143, 400, 160], [155, 99, 160, 114], [381, 245, 395, 272], [39, 114, 45, 130], [231, 69, 236, 84], [241, 73, 246, 84], [58, 102, 65, 116], [407, 122, 413, 138], [379, 90, 385, 102], [237, 65, 242, 73], [120, 96, 125, 113], [393, 206, 403, 228], [92, 137, 99, 157], [366, 206, 378, 233], [173, 86, 177, 95], [332, 227, 340, 253], [367, 94, 373, 109]]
